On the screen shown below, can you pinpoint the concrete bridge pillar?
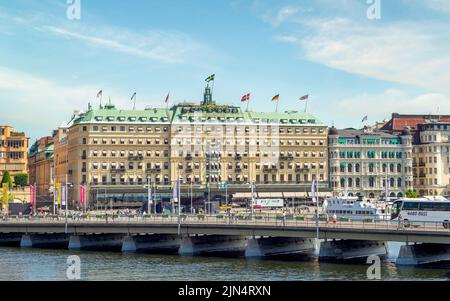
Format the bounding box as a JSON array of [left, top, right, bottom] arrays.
[[396, 243, 450, 266], [20, 234, 70, 249], [0, 233, 23, 247], [178, 235, 247, 257], [319, 240, 388, 262], [122, 234, 181, 254], [69, 234, 125, 252], [245, 237, 316, 260]]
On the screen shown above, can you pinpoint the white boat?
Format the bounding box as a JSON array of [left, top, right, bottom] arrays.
[[322, 196, 386, 221]]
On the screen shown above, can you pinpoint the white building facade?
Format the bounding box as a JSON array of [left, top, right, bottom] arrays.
[[328, 127, 413, 199]]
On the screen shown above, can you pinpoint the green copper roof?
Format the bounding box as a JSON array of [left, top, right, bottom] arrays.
[[72, 102, 323, 126], [72, 104, 173, 125]]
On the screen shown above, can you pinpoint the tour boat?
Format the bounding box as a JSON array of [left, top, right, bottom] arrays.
[[322, 196, 387, 221]]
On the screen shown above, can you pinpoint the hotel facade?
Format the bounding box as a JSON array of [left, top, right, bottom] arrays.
[[66, 87, 329, 207], [328, 127, 414, 199], [381, 113, 450, 197]]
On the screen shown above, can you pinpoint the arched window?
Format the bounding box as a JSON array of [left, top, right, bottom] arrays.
[[397, 192, 403, 198], [348, 164, 353, 173], [369, 163, 374, 173], [355, 163, 360, 173], [348, 178, 353, 187], [340, 178, 345, 188], [390, 164, 394, 173], [397, 178, 402, 188], [397, 164, 402, 173], [369, 177, 375, 187], [356, 178, 361, 187], [382, 164, 387, 173], [390, 178, 395, 187]]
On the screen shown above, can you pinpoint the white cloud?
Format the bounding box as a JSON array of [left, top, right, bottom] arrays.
[[0, 67, 141, 140], [288, 17, 450, 93], [43, 25, 204, 64], [316, 89, 450, 128], [262, 6, 306, 27], [408, 0, 450, 15], [274, 35, 299, 43]]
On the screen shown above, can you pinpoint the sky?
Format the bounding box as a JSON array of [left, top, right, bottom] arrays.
[[1, 0, 450, 142]]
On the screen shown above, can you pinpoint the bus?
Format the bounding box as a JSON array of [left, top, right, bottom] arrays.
[[391, 198, 450, 228]]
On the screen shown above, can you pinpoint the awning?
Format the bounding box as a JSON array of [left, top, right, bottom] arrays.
[[257, 192, 283, 198], [283, 192, 307, 198], [233, 192, 253, 198]]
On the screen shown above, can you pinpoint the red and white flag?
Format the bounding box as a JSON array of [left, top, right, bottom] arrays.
[[300, 94, 309, 101], [241, 93, 251, 102]]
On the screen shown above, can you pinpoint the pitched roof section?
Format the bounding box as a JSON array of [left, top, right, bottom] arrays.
[[72, 104, 173, 125], [72, 103, 324, 126], [381, 113, 450, 132]]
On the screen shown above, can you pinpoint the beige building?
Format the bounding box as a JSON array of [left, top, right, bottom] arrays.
[[412, 122, 450, 197], [67, 88, 329, 208], [0, 125, 29, 181]]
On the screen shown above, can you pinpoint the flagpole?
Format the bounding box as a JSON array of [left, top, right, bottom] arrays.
[[304, 99, 308, 113], [246, 99, 250, 112], [275, 101, 279, 112]]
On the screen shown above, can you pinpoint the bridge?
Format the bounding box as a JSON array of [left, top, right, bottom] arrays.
[[1, 216, 450, 266]]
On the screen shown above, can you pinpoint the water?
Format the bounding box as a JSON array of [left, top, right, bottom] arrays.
[[0, 243, 449, 281]]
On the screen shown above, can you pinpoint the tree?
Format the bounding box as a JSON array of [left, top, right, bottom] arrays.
[[405, 189, 418, 198], [1, 171, 13, 189], [14, 173, 28, 187]]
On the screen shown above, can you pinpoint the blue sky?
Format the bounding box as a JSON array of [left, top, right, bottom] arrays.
[[1, 0, 450, 142]]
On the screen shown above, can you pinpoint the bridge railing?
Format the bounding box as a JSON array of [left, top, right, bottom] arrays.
[[1, 213, 450, 233]]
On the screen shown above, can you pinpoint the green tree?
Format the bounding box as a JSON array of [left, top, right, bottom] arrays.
[[1, 171, 13, 189], [405, 189, 418, 198], [14, 173, 28, 187]]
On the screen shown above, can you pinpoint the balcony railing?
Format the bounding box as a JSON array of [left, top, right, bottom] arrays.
[[128, 155, 144, 161]]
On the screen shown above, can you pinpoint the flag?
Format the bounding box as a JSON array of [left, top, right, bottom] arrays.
[[2, 183, 8, 206], [30, 185, 36, 206], [165, 92, 170, 103], [80, 185, 86, 205], [300, 94, 309, 101], [205, 74, 215, 82], [61, 185, 66, 206], [131, 92, 137, 101], [311, 179, 317, 203], [56, 183, 61, 205], [96, 90, 103, 98], [173, 179, 179, 201], [362, 115, 368, 123], [241, 93, 250, 102], [272, 94, 280, 102]]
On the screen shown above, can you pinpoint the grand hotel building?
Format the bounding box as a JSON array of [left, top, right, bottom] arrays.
[[66, 87, 329, 207]]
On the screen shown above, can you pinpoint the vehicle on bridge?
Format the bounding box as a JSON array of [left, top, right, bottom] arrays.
[[322, 196, 386, 221], [391, 198, 450, 228]]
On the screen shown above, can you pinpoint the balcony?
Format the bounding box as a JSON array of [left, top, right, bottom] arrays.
[[81, 155, 87, 160], [185, 155, 192, 161], [280, 155, 294, 161], [110, 168, 126, 174], [235, 155, 242, 160], [128, 155, 144, 161]]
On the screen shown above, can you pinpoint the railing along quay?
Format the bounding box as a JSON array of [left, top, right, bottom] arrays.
[[1, 214, 450, 234]]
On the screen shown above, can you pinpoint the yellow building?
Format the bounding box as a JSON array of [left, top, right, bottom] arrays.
[[0, 125, 29, 181], [67, 88, 329, 208]]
